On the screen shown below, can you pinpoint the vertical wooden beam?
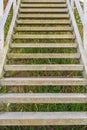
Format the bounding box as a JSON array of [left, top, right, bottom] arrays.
[[71, 0, 74, 10], [84, 0, 87, 52], [13, 0, 16, 15], [0, 0, 4, 51]]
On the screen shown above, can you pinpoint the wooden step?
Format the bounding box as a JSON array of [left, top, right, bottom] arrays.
[[10, 43, 78, 48], [0, 112, 87, 125], [18, 14, 69, 18], [15, 26, 73, 32], [21, 0, 66, 3], [16, 19, 71, 25], [4, 64, 83, 71], [19, 8, 68, 13], [20, 4, 67, 8], [1, 78, 86, 86], [13, 34, 75, 39], [1, 93, 87, 103], [7, 53, 80, 59]]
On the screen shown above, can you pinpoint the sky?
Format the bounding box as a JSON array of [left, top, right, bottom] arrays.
[[80, 0, 83, 2]]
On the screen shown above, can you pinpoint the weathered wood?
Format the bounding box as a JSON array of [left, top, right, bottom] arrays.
[[0, 0, 87, 127], [0, 0, 4, 50], [72, 0, 87, 52], [4, 64, 83, 71], [15, 26, 73, 32], [1, 78, 86, 86], [0, 0, 14, 40], [7, 53, 80, 59], [16, 19, 71, 25], [71, 0, 75, 10], [0, 0, 21, 76], [22, 0, 66, 3], [18, 14, 69, 18], [19, 8, 68, 13], [84, 0, 87, 52], [13, 34, 75, 39], [67, 0, 87, 75], [0, 112, 87, 125], [10, 43, 78, 48], [20, 3, 67, 8], [0, 93, 87, 103], [74, 0, 87, 45]]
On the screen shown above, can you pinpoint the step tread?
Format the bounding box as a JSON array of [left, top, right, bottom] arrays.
[[1, 0, 86, 127], [20, 4, 67, 8], [15, 26, 73, 31], [0, 112, 87, 125], [10, 43, 78, 48], [0, 93, 87, 103], [16, 19, 71, 24], [21, 0, 66, 3], [18, 14, 69, 18], [4, 64, 83, 71], [13, 34, 75, 39], [1, 78, 87, 86], [7, 53, 80, 59], [19, 8, 68, 13], [1, 93, 87, 103]]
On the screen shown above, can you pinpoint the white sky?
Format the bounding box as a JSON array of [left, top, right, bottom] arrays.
[[80, 0, 83, 2]]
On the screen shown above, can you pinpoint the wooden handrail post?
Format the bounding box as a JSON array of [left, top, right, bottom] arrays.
[[71, 0, 75, 10], [13, 0, 16, 15], [84, 0, 87, 52], [0, 0, 4, 51]]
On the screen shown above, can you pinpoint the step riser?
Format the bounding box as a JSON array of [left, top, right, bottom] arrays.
[[1, 119, 87, 126]]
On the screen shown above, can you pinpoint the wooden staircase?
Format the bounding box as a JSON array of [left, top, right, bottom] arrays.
[[0, 0, 87, 126]]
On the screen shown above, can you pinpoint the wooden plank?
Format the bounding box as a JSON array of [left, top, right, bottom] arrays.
[[0, 0, 4, 50], [74, 0, 87, 49], [19, 8, 68, 13], [0, 0, 21, 77], [4, 64, 83, 71], [7, 53, 80, 59], [0, 0, 14, 39], [20, 4, 67, 8], [67, 0, 87, 75], [16, 19, 71, 25], [10, 43, 78, 48], [0, 78, 86, 86], [0, 93, 87, 103], [84, 0, 87, 51], [18, 14, 69, 18], [13, 34, 75, 39], [0, 112, 87, 125], [15, 26, 73, 32], [21, 0, 66, 3]]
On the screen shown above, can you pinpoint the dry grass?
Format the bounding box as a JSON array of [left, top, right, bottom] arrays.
[[0, 2, 86, 130]]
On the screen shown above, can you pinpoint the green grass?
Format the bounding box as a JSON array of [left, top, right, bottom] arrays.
[[74, 8, 83, 39], [0, 7, 87, 130], [4, 12, 13, 39]]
